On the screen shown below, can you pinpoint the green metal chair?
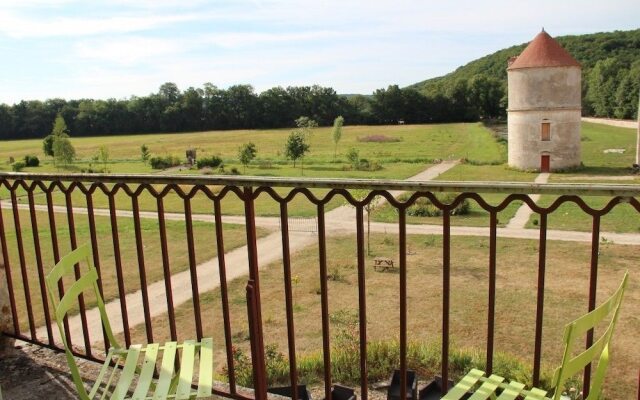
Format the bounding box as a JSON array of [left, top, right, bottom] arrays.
[[443, 271, 628, 400], [46, 244, 214, 400]]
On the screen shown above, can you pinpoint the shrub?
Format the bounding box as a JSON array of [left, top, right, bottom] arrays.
[[196, 155, 223, 169], [407, 193, 470, 217], [23, 155, 40, 167], [149, 156, 182, 169], [11, 161, 26, 172]]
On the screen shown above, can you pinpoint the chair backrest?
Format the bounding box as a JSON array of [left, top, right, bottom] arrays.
[[45, 244, 120, 398], [550, 272, 628, 400]]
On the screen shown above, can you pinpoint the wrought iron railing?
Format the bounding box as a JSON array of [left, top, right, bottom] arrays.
[[0, 172, 638, 399]]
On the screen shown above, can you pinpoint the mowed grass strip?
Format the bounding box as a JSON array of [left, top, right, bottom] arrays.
[[126, 232, 639, 399], [372, 164, 537, 227], [1, 208, 268, 332], [1, 184, 346, 218]]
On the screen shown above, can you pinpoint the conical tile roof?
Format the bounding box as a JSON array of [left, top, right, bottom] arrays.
[[508, 30, 580, 70]]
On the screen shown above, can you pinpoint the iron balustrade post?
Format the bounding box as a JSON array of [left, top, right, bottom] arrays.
[[64, 189, 92, 356], [45, 188, 71, 349], [214, 198, 237, 394], [317, 204, 332, 400], [244, 187, 267, 399], [107, 192, 130, 348], [399, 207, 408, 400], [441, 210, 451, 395], [156, 196, 178, 342], [27, 188, 53, 346], [10, 189, 35, 339], [584, 215, 601, 398], [279, 202, 298, 400], [356, 205, 368, 400], [131, 195, 154, 344], [0, 195, 19, 340], [533, 213, 548, 386], [86, 189, 111, 352], [183, 196, 203, 340], [486, 211, 497, 374]]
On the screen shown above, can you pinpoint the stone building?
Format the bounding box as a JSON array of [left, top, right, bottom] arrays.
[[507, 29, 581, 172]]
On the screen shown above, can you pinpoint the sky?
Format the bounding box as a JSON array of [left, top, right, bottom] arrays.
[[0, 0, 638, 104]]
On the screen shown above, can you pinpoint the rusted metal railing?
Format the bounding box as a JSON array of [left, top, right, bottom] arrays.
[[0, 172, 638, 400]]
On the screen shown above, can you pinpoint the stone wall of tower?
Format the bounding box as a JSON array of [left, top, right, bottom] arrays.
[[508, 66, 582, 171]]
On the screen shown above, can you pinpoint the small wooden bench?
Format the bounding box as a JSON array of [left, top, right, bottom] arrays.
[[373, 257, 396, 272]]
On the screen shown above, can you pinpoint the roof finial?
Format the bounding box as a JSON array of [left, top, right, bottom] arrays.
[[542, 27, 545, 33]]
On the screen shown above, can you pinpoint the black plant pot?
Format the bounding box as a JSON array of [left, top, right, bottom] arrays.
[[387, 369, 418, 400], [329, 385, 356, 400], [267, 384, 312, 400]]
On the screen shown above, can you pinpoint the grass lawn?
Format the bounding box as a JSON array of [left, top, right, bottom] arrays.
[[1, 209, 268, 332], [579, 122, 638, 174], [0, 161, 431, 218], [372, 164, 537, 227], [0, 123, 504, 172], [125, 232, 639, 399], [524, 176, 640, 233]]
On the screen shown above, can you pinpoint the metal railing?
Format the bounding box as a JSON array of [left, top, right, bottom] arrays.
[[0, 172, 639, 400]]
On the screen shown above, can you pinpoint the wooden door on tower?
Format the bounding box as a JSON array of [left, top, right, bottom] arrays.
[[541, 155, 550, 172]]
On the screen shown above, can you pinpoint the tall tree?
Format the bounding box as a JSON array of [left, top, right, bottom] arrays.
[[284, 131, 309, 171], [43, 114, 70, 159], [238, 142, 257, 173], [331, 116, 344, 160]]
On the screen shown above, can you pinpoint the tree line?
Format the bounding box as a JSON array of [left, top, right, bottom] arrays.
[[2, 29, 638, 140], [0, 81, 503, 140]]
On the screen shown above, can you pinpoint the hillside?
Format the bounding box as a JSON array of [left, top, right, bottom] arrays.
[[409, 29, 640, 119]]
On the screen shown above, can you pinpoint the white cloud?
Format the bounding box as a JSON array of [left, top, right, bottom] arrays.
[[0, 10, 204, 38], [205, 30, 342, 48], [73, 37, 189, 66]]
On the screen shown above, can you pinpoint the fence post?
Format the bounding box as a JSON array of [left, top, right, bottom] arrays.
[[0, 262, 14, 354]]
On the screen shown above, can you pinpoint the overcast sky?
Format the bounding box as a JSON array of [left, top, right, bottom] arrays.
[[0, 0, 637, 104]]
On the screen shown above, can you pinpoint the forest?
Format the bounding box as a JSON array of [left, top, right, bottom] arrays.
[[0, 29, 638, 140]]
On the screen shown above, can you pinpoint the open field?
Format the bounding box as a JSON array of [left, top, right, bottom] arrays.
[[125, 232, 639, 399], [0, 123, 505, 217], [0, 209, 268, 331], [0, 123, 505, 174], [578, 122, 639, 173]]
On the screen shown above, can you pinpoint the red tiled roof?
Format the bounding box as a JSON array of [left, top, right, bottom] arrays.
[[508, 30, 580, 70]]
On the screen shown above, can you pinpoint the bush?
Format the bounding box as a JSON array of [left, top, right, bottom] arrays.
[[149, 156, 182, 169], [407, 193, 470, 217], [11, 161, 26, 172], [23, 155, 40, 167], [196, 156, 223, 169]]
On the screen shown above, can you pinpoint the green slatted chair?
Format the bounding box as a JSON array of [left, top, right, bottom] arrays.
[[46, 244, 214, 400], [444, 272, 628, 400]]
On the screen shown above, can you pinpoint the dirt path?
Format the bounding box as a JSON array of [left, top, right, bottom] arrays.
[[505, 172, 549, 229], [581, 117, 637, 129]]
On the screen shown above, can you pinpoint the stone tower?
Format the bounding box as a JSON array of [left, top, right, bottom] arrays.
[[507, 30, 581, 172]]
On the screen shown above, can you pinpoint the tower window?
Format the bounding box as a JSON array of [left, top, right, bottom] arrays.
[[541, 122, 551, 141]]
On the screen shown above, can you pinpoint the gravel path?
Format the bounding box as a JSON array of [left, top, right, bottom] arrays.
[[505, 172, 549, 229]]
